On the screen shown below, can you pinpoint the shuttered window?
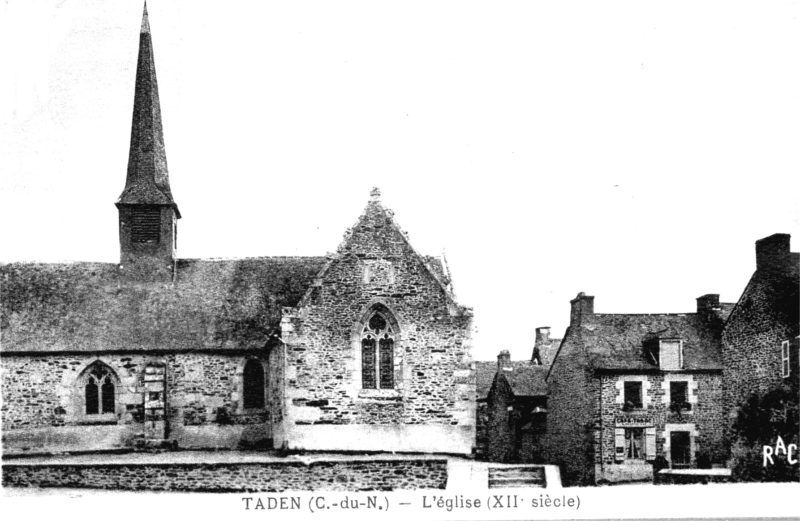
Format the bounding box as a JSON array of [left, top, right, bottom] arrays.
[[614, 428, 626, 461], [131, 207, 161, 243], [645, 427, 657, 460], [615, 427, 656, 461]]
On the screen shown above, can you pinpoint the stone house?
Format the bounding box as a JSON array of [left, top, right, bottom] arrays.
[[544, 292, 733, 486], [474, 328, 553, 462], [722, 233, 799, 413], [722, 234, 799, 477], [0, 7, 475, 456]]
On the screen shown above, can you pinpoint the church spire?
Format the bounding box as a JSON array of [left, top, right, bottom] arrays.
[[116, 3, 179, 282], [117, 2, 179, 217]]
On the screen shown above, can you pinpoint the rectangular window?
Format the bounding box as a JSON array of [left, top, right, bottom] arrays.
[[624, 381, 643, 410], [615, 426, 657, 461], [659, 340, 683, 370], [670, 381, 691, 411], [131, 207, 161, 243], [782, 340, 791, 378]]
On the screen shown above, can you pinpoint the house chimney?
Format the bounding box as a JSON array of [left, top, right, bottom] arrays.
[[756, 234, 790, 271], [696, 294, 720, 314], [535, 327, 551, 346], [570, 292, 595, 326], [532, 327, 550, 364], [497, 350, 512, 371]]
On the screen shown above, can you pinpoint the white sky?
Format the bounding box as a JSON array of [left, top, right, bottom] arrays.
[[1, 0, 798, 362]]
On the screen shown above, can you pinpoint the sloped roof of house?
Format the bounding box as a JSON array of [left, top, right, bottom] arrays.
[[476, 361, 498, 399], [582, 312, 728, 371], [0, 257, 326, 353], [476, 361, 548, 399], [500, 364, 548, 396], [723, 251, 799, 340]]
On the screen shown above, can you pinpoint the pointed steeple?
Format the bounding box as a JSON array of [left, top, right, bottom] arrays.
[[116, 3, 179, 282], [117, 2, 179, 217]]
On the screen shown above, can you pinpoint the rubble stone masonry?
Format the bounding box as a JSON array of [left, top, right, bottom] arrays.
[[722, 234, 799, 414], [278, 196, 475, 454], [1, 352, 276, 453], [2, 458, 447, 491]]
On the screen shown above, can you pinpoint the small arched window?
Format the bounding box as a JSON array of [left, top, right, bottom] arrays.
[[361, 310, 395, 389], [243, 359, 266, 409], [84, 363, 116, 415]]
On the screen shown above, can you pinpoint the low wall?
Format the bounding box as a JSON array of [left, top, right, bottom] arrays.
[[656, 469, 732, 485], [2, 459, 447, 492], [596, 462, 654, 484]]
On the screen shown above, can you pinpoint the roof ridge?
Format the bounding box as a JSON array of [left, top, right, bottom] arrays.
[[593, 312, 697, 317], [178, 256, 326, 262]]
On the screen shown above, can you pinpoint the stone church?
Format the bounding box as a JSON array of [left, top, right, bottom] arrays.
[[0, 7, 476, 456]]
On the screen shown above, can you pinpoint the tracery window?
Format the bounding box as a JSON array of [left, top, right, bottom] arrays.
[[361, 310, 395, 389], [84, 363, 116, 415]]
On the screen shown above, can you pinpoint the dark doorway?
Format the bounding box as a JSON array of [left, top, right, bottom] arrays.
[[670, 431, 691, 468]]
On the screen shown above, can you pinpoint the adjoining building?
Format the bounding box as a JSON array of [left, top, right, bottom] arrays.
[[722, 233, 799, 411], [544, 292, 733, 486], [0, 6, 475, 457], [543, 233, 799, 486], [722, 234, 799, 480], [474, 328, 554, 462]]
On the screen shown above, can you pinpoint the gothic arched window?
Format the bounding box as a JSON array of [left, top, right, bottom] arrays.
[[361, 310, 395, 389], [243, 359, 266, 409], [83, 363, 117, 415]]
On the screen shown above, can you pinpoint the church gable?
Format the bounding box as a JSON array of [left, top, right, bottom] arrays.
[[278, 188, 475, 454], [302, 187, 458, 313]]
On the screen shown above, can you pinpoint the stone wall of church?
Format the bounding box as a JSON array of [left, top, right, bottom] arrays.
[[1, 351, 276, 454], [277, 199, 476, 454]]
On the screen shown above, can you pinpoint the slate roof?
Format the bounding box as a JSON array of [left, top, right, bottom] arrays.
[[475, 361, 497, 399], [499, 364, 548, 396], [476, 361, 548, 399], [582, 312, 728, 371], [724, 251, 799, 338], [0, 257, 326, 353], [117, 3, 177, 212]]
